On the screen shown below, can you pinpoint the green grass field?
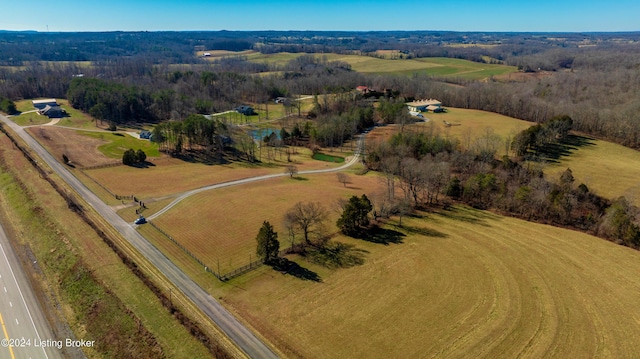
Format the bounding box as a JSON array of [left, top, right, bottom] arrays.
[[312, 152, 345, 163], [544, 137, 640, 206], [78, 131, 160, 158], [220, 206, 640, 359], [246, 52, 517, 80]]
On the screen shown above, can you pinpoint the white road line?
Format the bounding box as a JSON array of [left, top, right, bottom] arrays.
[[15, 319, 18, 325], [0, 242, 49, 359], [3, 287, 5, 293], [9, 302, 12, 307]]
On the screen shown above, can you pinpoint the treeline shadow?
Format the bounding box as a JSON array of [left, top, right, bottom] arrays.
[[355, 226, 406, 245], [170, 150, 231, 165], [396, 224, 448, 238], [435, 206, 500, 227], [271, 258, 321, 282], [529, 135, 595, 163], [305, 242, 368, 269]]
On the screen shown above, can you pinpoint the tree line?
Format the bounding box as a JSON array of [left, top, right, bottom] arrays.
[[365, 117, 640, 250]]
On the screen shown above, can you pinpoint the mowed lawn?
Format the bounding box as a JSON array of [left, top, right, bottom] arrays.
[[544, 138, 640, 206], [151, 172, 384, 273], [221, 206, 640, 359]]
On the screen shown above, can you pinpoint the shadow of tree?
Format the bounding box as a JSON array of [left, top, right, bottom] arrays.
[[396, 224, 448, 238], [435, 206, 499, 227], [271, 258, 321, 282], [528, 134, 596, 164], [306, 242, 368, 269], [171, 150, 231, 165], [355, 226, 406, 245]]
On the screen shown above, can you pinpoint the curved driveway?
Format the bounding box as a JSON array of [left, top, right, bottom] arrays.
[[148, 136, 364, 220]]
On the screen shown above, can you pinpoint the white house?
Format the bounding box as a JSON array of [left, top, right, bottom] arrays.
[[406, 99, 442, 112]]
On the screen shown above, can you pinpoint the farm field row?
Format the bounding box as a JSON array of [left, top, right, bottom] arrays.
[[220, 206, 640, 359]]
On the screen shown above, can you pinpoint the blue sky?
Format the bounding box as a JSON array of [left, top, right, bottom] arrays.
[[2, 0, 639, 32]]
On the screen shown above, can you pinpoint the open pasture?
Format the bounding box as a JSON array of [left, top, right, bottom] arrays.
[[367, 108, 533, 151], [544, 137, 640, 206], [91, 145, 351, 200], [222, 206, 640, 359], [246, 52, 517, 79], [151, 172, 384, 274]]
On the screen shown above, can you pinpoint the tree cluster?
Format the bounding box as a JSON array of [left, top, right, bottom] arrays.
[[0, 97, 17, 114], [369, 125, 640, 251], [152, 114, 227, 155], [511, 115, 573, 156], [122, 148, 147, 166], [67, 77, 156, 124]]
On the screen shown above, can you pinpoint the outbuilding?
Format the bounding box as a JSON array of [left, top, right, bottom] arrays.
[[32, 99, 58, 110]]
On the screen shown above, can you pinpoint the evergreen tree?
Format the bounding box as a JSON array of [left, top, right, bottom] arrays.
[[337, 195, 373, 236], [136, 149, 147, 163], [122, 148, 137, 165], [256, 221, 280, 264]]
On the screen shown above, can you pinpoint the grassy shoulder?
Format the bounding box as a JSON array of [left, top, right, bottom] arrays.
[[0, 133, 213, 358]]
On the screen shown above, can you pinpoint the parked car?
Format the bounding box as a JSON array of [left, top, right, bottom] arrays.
[[134, 216, 146, 225]]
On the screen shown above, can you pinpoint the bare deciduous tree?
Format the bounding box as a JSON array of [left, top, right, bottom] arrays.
[[284, 202, 327, 244], [285, 164, 298, 178], [336, 172, 349, 187]]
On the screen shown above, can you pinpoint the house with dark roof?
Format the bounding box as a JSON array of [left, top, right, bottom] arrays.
[[236, 105, 256, 116], [38, 105, 66, 118]]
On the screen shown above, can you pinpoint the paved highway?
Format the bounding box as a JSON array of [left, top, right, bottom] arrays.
[[1, 116, 279, 358], [0, 222, 62, 359]]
